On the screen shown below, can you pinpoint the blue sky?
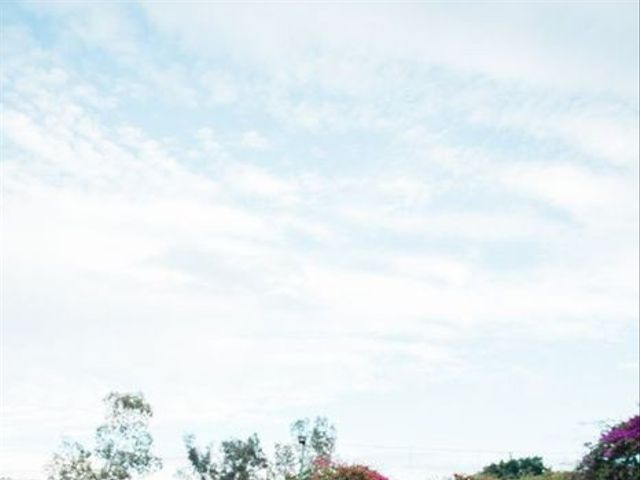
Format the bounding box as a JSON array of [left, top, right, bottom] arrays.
[[1, 1, 639, 479]]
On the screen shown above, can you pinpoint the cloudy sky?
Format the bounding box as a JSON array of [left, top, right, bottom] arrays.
[[1, 1, 638, 479]]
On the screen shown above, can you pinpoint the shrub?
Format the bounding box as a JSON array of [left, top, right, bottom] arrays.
[[311, 461, 390, 480], [480, 457, 549, 478], [576, 415, 640, 480], [454, 472, 575, 480]]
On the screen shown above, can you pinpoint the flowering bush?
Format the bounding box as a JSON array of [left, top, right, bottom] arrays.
[[576, 415, 640, 480], [310, 460, 390, 480], [331, 465, 390, 480], [600, 415, 640, 459]]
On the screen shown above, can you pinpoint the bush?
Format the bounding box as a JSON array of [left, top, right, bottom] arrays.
[[311, 461, 390, 480], [331, 465, 389, 480], [576, 415, 640, 480], [454, 472, 575, 480], [479, 457, 549, 478]]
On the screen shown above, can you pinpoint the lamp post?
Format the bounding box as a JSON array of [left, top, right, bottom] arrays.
[[297, 435, 307, 480]]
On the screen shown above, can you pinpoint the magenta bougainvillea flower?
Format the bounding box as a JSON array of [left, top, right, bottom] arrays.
[[577, 413, 640, 479], [601, 415, 640, 445], [332, 464, 390, 480], [310, 459, 390, 480], [599, 415, 640, 461]]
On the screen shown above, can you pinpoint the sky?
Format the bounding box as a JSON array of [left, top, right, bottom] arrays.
[[1, 1, 639, 479]]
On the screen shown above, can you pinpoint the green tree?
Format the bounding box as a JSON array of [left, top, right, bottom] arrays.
[[183, 434, 268, 480], [220, 435, 268, 480], [49, 441, 96, 480], [184, 435, 218, 480], [480, 456, 549, 479], [48, 392, 162, 480], [273, 443, 296, 480]]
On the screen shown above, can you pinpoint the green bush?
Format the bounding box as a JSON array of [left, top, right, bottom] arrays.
[[479, 457, 550, 479], [455, 472, 575, 480]]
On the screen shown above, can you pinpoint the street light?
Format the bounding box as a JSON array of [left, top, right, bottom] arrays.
[[297, 435, 307, 480]]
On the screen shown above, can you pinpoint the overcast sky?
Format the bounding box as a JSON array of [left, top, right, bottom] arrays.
[[1, 1, 639, 479]]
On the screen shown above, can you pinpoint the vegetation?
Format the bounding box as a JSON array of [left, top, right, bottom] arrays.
[[480, 456, 549, 478], [183, 433, 268, 480], [47, 392, 162, 480], [46, 392, 639, 480], [575, 415, 640, 480], [312, 462, 389, 480], [455, 474, 574, 480]]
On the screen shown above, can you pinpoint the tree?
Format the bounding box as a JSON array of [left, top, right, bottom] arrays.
[[219, 435, 268, 480], [183, 434, 268, 480], [48, 392, 162, 480], [49, 441, 96, 480], [480, 456, 549, 478], [184, 435, 218, 480], [576, 415, 640, 480], [273, 443, 297, 480], [181, 417, 335, 480]]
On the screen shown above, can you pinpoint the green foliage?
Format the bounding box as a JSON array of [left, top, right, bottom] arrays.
[[183, 434, 268, 480], [479, 457, 549, 479], [458, 473, 574, 480], [273, 443, 297, 480], [184, 435, 218, 480], [182, 417, 334, 480], [49, 441, 97, 480], [219, 435, 268, 480], [95, 393, 161, 479], [56, 392, 638, 480], [575, 415, 640, 480], [48, 393, 162, 480]]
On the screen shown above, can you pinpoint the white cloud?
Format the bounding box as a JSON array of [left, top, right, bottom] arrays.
[[471, 102, 640, 169], [139, 2, 639, 99], [196, 127, 224, 154], [503, 163, 638, 229], [200, 70, 239, 105], [550, 114, 639, 168], [240, 130, 270, 150], [2, 4, 638, 480]]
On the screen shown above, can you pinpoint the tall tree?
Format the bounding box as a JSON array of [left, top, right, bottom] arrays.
[[183, 434, 267, 480], [273, 443, 296, 480], [48, 441, 96, 480], [48, 392, 162, 480], [184, 435, 218, 480], [219, 435, 268, 480]]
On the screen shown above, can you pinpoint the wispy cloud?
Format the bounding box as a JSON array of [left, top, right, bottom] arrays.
[[2, 2, 638, 479]]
